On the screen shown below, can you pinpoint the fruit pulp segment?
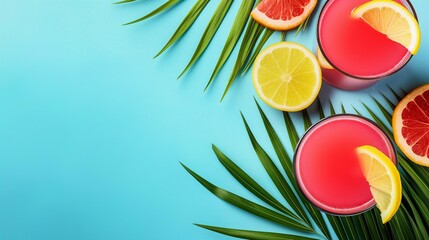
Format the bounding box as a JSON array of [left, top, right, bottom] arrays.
[[257, 0, 311, 20], [318, 0, 411, 78], [401, 90, 429, 157], [295, 116, 396, 215]]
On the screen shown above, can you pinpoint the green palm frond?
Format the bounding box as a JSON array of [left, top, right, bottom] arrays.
[[114, 0, 136, 4], [182, 86, 429, 239], [154, 0, 209, 59], [123, 0, 181, 26], [178, 0, 233, 79], [241, 29, 274, 74], [221, 19, 265, 100], [196, 224, 318, 240], [205, 0, 255, 90], [212, 144, 297, 218], [118, 1, 314, 99], [181, 162, 313, 233]]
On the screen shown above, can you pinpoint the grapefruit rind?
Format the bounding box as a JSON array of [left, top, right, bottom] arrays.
[[251, 0, 318, 31], [392, 84, 429, 167], [351, 0, 421, 54]]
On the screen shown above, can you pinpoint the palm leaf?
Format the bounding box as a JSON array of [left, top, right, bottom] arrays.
[[355, 215, 371, 240], [302, 108, 312, 130], [281, 31, 287, 41], [360, 212, 382, 240], [154, 0, 209, 58], [329, 100, 336, 115], [360, 102, 392, 138], [378, 91, 396, 110], [221, 20, 264, 100], [339, 217, 359, 240], [181, 162, 312, 232], [178, 0, 233, 79], [397, 155, 429, 200], [256, 101, 331, 239], [371, 97, 393, 126], [326, 215, 347, 240], [205, 0, 256, 90], [340, 103, 346, 114], [212, 144, 299, 219], [254, 100, 296, 188], [387, 85, 405, 101], [317, 98, 326, 119], [196, 224, 317, 240], [241, 113, 312, 226], [283, 112, 300, 150], [123, 0, 181, 26], [402, 177, 429, 228], [241, 29, 274, 74], [295, 17, 310, 36], [402, 190, 426, 239], [114, 0, 136, 4]]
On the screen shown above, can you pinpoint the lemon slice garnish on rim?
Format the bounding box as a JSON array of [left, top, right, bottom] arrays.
[[352, 0, 421, 54], [356, 145, 402, 224], [252, 42, 322, 112], [316, 47, 333, 70]]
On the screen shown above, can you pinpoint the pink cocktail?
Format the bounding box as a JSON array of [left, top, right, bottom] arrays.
[[317, 0, 417, 90], [294, 115, 396, 215]]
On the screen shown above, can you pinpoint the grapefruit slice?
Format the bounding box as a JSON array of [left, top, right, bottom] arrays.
[[392, 84, 429, 166], [251, 0, 318, 31]]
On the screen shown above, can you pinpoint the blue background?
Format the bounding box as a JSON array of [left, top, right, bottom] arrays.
[[0, 0, 428, 239]]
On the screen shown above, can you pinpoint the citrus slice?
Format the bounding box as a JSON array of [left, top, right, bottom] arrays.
[[316, 47, 333, 69], [352, 0, 421, 54], [252, 42, 322, 112], [251, 0, 317, 31], [392, 84, 429, 166], [356, 145, 402, 224]]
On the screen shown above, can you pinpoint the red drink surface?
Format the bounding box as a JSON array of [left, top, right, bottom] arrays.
[[318, 0, 411, 78], [295, 115, 396, 215]]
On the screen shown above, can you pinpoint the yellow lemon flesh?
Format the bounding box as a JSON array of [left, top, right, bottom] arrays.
[[352, 0, 421, 54], [356, 145, 402, 224], [252, 42, 321, 112]]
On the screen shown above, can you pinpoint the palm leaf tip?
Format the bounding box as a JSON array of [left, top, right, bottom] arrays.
[[182, 160, 313, 232], [211, 144, 300, 219], [196, 224, 318, 240], [220, 21, 265, 101], [205, 0, 255, 91], [177, 0, 233, 79], [114, 0, 135, 4], [153, 0, 210, 59], [241, 112, 313, 227], [123, 0, 180, 26]]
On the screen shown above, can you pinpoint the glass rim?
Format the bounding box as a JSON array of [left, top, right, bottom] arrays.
[[293, 113, 398, 216], [316, 0, 418, 81]]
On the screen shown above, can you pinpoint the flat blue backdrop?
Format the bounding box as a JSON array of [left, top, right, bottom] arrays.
[[0, 0, 428, 239]]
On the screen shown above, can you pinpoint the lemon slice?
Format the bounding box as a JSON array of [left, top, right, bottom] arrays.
[[252, 42, 322, 112], [316, 47, 333, 69], [352, 0, 421, 54], [356, 145, 402, 224]]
